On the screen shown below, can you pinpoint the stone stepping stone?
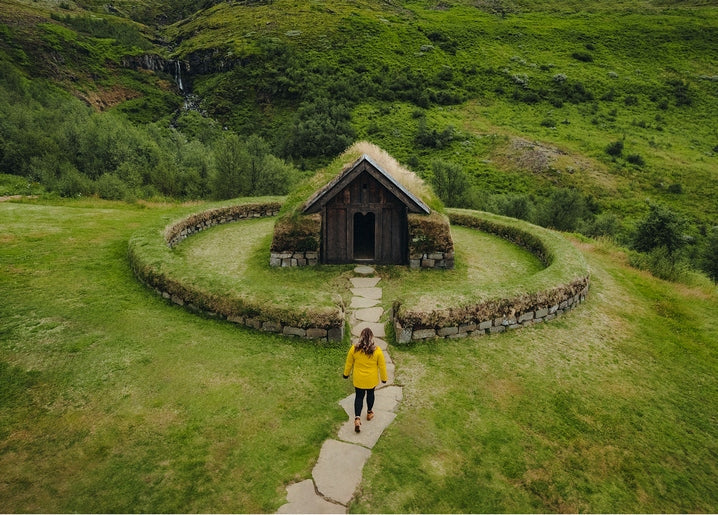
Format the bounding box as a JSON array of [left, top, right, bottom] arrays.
[[349, 296, 380, 309], [354, 306, 383, 323], [373, 337, 388, 351], [312, 440, 371, 506], [339, 386, 403, 419], [353, 265, 375, 275], [277, 480, 345, 514], [351, 321, 385, 338], [337, 410, 397, 449], [350, 287, 382, 300], [350, 277, 381, 288]]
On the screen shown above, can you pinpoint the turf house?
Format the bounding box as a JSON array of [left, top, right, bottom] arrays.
[[270, 142, 455, 268]]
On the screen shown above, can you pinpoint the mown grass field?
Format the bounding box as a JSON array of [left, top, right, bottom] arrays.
[[1, 197, 716, 513]]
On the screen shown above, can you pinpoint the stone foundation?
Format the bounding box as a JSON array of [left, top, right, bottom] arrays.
[[269, 250, 319, 267], [409, 250, 455, 269]]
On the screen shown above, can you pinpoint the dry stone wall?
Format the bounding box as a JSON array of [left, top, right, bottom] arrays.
[[393, 278, 589, 343], [393, 210, 591, 343], [130, 201, 344, 342], [132, 203, 589, 346], [166, 202, 281, 248]]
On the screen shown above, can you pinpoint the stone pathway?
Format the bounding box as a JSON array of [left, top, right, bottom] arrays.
[[277, 265, 402, 514]]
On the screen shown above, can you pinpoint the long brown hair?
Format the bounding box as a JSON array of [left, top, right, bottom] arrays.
[[356, 327, 376, 355]]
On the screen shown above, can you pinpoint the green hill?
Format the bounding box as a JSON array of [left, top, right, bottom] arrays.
[[2, 0, 717, 283]]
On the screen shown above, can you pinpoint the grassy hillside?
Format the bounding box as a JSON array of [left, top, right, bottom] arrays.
[[2, 1, 716, 210], [1, 197, 716, 512], [164, 0, 718, 221]]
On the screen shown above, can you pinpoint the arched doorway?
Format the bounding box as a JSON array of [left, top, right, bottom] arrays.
[[353, 212, 375, 260]]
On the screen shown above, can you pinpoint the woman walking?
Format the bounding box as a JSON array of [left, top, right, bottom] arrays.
[[343, 327, 388, 433]]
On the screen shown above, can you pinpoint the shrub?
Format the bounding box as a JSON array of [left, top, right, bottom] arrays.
[[496, 194, 534, 221], [667, 183, 683, 194], [56, 167, 93, 197], [580, 212, 620, 238], [415, 119, 455, 149], [632, 202, 688, 259], [701, 226, 718, 283], [281, 98, 355, 161], [96, 173, 128, 200], [534, 188, 588, 232], [626, 154, 645, 166], [628, 247, 691, 282], [571, 51, 593, 62], [429, 159, 470, 208], [605, 140, 624, 157], [667, 78, 693, 107]]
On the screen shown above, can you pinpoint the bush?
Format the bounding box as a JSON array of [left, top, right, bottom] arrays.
[[429, 159, 470, 208], [571, 51, 593, 62], [667, 78, 693, 107], [580, 212, 620, 238], [605, 140, 624, 157], [96, 173, 128, 200], [281, 98, 355, 161], [667, 183, 683, 194], [628, 247, 691, 282], [632, 202, 688, 259], [496, 194, 534, 221], [415, 119, 456, 149], [626, 153, 645, 166], [56, 167, 93, 197], [701, 226, 718, 283], [534, 188, 587, 232]]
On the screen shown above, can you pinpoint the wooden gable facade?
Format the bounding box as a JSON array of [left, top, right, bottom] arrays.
[[303, 155, 430, 265]]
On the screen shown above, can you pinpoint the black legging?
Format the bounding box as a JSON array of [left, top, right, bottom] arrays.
[[354, 387, 375, 418]]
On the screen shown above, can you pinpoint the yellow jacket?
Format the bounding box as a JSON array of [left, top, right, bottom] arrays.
[[343, 344, 388, 389]]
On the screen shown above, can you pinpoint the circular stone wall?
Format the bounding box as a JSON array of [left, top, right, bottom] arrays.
[[391, 208, 590, 343], [128, 202, 589, 344]]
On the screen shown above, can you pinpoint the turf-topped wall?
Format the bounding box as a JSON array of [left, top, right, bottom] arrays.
[[128, 200, 345, 342], [166, 202, 282, 247], [130, 202, 589, 345], [392, 209, 591, 343]]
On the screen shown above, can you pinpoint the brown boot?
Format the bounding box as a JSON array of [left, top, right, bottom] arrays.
[[367, 411, 374, 421], [354, 417, 361, 433]]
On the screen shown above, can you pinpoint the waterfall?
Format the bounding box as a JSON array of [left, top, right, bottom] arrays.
[[174, 60, 184, 93]]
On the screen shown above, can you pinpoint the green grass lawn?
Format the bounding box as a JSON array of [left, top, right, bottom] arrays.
[[173, 217, 545, 314], [1, 198, 717, 512], [356, 238, 718, 513], [0, 199, 350, 512]]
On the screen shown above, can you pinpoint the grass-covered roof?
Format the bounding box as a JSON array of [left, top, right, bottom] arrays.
[[280, 141, 443, 218]]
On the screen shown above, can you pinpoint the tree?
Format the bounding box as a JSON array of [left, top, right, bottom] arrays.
[[632, 202, 688, 261], [245, 134, 271, 194], [211, 133, 249, 199], [281, 98, 355, 161], [429, 159, 470, 208], [701, 226, 718, 283], [535, 188, 587, 232], [256, 154, 297, 195]]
